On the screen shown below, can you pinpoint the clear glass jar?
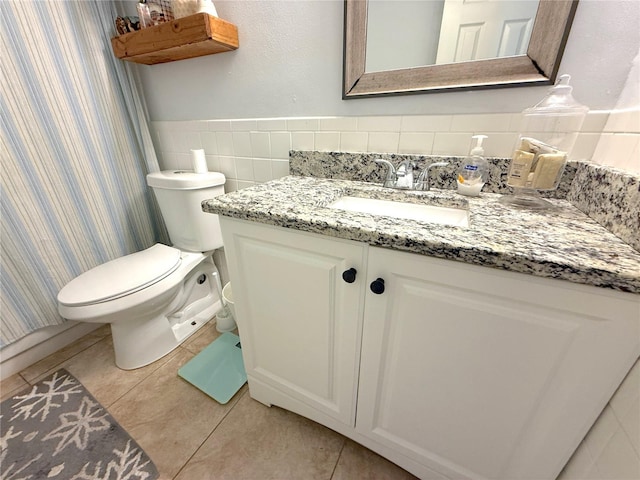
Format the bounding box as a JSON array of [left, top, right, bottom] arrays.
[[501, 75, 588, 209]]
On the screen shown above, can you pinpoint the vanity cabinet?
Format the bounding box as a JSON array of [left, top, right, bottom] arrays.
[[220, 217, 640, 480], [220, 217, 366, 426]]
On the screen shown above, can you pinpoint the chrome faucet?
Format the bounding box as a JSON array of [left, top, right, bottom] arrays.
[[415, 162, 449, 191], [374, 159, 397, 188], [374, 158, 415, 189]]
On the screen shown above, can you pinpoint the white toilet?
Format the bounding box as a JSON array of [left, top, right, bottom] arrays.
[[58, 170, 228, 370]]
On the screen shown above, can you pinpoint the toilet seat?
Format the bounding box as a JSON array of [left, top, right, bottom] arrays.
[[58, 244, 181, 307]]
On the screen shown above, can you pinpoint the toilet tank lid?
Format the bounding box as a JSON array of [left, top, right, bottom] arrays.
[[57, 244, 182, 307], [147, 171, 226, 190]]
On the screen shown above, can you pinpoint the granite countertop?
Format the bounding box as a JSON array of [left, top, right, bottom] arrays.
[[203, 175, 640, 294]]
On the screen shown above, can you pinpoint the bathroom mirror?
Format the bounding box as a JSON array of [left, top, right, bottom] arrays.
[[343, 0, 579, 98]]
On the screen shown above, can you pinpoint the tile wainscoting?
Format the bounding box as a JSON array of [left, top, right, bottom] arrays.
[[150, 110, 638, 193]]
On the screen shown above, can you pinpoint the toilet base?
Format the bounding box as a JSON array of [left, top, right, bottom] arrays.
[[109, 256, 223, 370], [111, 298, 221, 370]]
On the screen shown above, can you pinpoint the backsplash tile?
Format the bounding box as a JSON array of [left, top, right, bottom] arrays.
[[568, 163, 640, 252], [289, 150, 576, 199]]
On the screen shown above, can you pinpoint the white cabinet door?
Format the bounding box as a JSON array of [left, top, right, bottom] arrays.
[[220, 217, 366, 426], [357, 246, 639, 480]]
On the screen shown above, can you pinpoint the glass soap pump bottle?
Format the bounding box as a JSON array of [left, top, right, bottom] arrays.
[[500, 74, 588, 209]]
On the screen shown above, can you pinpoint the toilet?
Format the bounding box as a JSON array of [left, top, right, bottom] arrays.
[[58, 170, 227, 370]]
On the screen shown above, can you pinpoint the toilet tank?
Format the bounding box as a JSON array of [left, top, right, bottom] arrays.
[[147, 170, 226, 252]]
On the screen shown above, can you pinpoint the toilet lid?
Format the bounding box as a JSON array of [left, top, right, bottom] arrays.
[[58, 244, 182, 306]]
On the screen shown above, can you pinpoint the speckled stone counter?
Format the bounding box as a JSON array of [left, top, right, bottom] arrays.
[[203, 175, 640, 294]]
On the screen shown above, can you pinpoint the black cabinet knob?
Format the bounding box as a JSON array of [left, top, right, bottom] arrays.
[[342, 268, 357, 283], [370, 278, 385, 294]]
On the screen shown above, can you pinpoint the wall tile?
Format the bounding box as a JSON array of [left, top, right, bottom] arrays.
[[205, 154, 220, 173], [358, 116, 401, 132], [231, 119, 258, 131], [216, 132, 234, 156], [509, 113, 524, 131], [175, 153, 191, 171], [156, 131, 174, 154], [368, 132, 399, 153], [200, 131, 218, 155], [237, 180, 255, 190], [451, 113, 512, 132], [225, 179, 238, 192], [400, 115, 452, 132], [207, 120, 231, 132], [235, 157, 254, 181], [603, 109, 640, 133], [184, 120, 208, 132], [185, 131, 204, 151], [218, 156, 237, 180], [250, 132, 271, 158], [320, 117, 358, 131], [232, 132, 252, 157], [151, 120, 168, 132], [159, 152, 179, 170], [271, 160, 290, 179], [287, 118, 320, 131], [582, 111, 611, 133], [257, 119, 287, 131], [291, 132, 314, 151], [398, 133, 434, 154], [270, 133, 291, 159], [571, 133, 601, 161], [593, 134, 640, 172], [433, 133, 473, 155], [340, 132, 368, 152], [167, 131, 186, 153], [154, 113, 638, 181], [315, 132, 340, 152], [481, 133, 518, 157], [252, 159, 273, 183]]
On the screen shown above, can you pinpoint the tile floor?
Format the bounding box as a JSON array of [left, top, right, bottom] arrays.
[[1, 320, 418, 480]]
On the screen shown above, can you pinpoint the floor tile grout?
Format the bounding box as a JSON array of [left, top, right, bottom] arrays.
[[329, 438, 347, 480], [170, 388, 250, 480]]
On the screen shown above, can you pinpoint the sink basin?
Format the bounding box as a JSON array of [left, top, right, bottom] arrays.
[[328, 196, 469, 227]]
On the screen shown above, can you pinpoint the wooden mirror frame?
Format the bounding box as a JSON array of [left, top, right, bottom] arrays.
[[343, 0, 579, 98]]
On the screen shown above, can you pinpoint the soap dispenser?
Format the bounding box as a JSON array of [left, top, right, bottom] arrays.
[[457, 135, 489, 197]]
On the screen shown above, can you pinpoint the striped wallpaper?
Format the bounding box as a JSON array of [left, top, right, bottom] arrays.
[[1, 0, 165, 346]]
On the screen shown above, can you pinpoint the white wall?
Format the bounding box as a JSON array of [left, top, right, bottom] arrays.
[[134, 0, 640, 121]]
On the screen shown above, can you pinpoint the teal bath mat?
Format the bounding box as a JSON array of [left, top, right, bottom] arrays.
[[178, 332, 247, 404]]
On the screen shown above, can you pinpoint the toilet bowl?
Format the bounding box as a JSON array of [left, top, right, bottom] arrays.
[[57, 171, 228, 370]]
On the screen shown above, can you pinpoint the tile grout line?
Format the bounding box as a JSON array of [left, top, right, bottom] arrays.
[[19, 331, 111, 385], [104, 346, 187, 410], [171, 387, 250, 480], [329, 439, 347, 480]]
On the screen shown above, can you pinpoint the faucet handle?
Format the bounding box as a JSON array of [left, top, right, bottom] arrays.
[[416, 161, 449, 191], [374, 159, 396, 188]]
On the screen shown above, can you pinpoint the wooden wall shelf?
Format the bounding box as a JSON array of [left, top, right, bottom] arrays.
[[111, 13, 238, 65]]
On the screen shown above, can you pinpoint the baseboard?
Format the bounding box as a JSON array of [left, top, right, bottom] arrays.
[[0, 322, 105, 380]]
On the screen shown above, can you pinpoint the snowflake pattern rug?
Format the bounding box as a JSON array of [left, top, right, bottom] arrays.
[[0, 369, 159, 479]]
